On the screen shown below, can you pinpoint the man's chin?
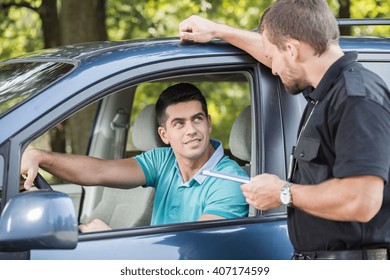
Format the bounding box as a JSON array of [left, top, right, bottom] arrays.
[[285, 86, 305, 96], [184, 149, 205, 160]]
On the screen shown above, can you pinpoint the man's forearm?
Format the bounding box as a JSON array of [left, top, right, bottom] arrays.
[[36, 150, 105, 186], [179, 15, 271, 68], [214, 25, 271, 68]]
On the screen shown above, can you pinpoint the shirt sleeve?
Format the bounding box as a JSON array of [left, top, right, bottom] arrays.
[[202, 165, 249, 219], [333, 97, 390, 182], [134, 148, 171, 187]]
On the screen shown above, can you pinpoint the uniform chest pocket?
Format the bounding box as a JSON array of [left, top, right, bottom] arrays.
[[294, 137, 320, 162]]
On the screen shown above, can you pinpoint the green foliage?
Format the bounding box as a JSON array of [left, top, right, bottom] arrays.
[[106, 0, 208, 40], [2, 0, 389, 61], [0, 6, 43, 61], [349, 0, 390, 35], [201, 82, 250, 145], [326, 0, 390, 35], [106, 0, 272, 40]]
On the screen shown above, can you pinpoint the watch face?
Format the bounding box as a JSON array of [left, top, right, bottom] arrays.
[[280, 188, 291, 205], [280, 193, 290, 205]]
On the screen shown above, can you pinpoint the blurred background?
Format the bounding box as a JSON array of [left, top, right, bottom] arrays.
[[1, 0, 389, 62]]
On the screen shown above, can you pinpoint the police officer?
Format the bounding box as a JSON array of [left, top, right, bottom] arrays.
[[179, 0, 390, 259]]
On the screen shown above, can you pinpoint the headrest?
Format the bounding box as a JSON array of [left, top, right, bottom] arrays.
[[229, 106, 252, 162], [132, 104, 165, 151]]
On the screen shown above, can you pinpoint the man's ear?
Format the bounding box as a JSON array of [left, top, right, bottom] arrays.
[[208, 115, 212, 133], [287, 43, 297, 59], [158, 126, 170, 145], [286, 38, 306, 63]]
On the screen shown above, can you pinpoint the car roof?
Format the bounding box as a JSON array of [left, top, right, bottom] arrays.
[[2, 37, 245, 66], [340, 37, 390, 53], [3, 36, 390, 65]]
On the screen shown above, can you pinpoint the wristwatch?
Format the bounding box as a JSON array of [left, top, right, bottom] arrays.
[[280, 182, 293, 207]]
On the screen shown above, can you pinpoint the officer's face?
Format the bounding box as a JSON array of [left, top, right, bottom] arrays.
[[263, 31, 310, 95]]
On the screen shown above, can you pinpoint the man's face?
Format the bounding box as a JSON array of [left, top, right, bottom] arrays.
[[158, 100, 212, 162], [262, 31, 309, 95]]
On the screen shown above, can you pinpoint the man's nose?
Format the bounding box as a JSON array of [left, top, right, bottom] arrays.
[[185, 122, 198, 134]]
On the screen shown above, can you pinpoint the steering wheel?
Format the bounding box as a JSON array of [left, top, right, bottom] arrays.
[[33, 172, 54, 191]]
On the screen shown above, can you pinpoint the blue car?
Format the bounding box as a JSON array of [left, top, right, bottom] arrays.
[[0, 21, 389, 259]]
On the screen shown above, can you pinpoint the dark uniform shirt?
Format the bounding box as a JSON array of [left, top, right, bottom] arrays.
[[289, 52, 390, 252]]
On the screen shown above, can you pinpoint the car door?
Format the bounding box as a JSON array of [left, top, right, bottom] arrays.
[[0, 42, 295, 260]]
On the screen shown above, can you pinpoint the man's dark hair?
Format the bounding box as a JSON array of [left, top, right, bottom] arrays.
[[259, 0, 339, 56], [155, 83, 208, 127]]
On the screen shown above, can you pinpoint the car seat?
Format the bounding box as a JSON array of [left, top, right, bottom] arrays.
[[229, 105, 286, 215], [229, 105, 252, 175], [87, 104, 161, 229]]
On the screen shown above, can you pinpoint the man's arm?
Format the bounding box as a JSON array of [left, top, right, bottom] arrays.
[[179, 15, 271, 68], [78, 218, 112, 233], [21, 148, 146, 190], [291, 176, 384, 222], [241, 174, 384, 223], [198, 214, 225, 221]]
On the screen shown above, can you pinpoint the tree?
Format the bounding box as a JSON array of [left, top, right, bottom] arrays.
[[1, 0, 107, 155], [2, 0, 389, 61], [59, 0, 106, 155], [339, 0, 352, 35]]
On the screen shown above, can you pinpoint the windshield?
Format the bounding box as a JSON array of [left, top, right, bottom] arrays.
[[0, 62, 74, 117]]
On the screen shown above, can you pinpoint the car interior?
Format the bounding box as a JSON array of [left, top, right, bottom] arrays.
[[26, 72, 254, 231]]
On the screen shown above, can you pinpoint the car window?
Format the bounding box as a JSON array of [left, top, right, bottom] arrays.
[[103, 75, 252, 230], [0, 62, 74, 117], [127, 79, 251, 157], [24, 71, 252, 232]]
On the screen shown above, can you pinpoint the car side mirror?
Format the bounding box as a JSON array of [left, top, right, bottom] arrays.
[[0, 191, 78, 250]]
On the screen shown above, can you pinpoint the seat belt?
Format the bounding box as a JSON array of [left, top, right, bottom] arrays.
[[110, 108, 130, 160]]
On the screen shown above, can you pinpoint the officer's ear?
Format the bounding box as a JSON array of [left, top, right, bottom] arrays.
[[286, 38, 308, 64]]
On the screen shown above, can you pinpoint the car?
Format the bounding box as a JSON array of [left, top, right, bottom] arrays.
[[0, 19, 389, 260]]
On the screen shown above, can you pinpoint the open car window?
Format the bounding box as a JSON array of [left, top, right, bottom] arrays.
[[27, 72, 252, 231]]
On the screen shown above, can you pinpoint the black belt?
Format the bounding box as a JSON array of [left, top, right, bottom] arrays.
[[293, 248, 388, 260]]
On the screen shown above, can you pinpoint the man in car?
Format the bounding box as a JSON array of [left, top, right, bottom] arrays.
[[21, 82, 248, 232], [179, 0, 390, 259]]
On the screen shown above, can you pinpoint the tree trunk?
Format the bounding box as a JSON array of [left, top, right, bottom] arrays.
[[59, 0, 107, 155], [34, 0, 107, 155], [38, 0, 67, 154], [60, 0, 107, 44], [338, 0, 351, 36], [39, 0, 61, 48]]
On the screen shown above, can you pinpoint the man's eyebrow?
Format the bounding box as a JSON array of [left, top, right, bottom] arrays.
[[170, 112, 206, 124], [192, 112, 206, 119]]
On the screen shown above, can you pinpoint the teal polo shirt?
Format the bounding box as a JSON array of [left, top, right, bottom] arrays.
[[134, 139, 249, 225]]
